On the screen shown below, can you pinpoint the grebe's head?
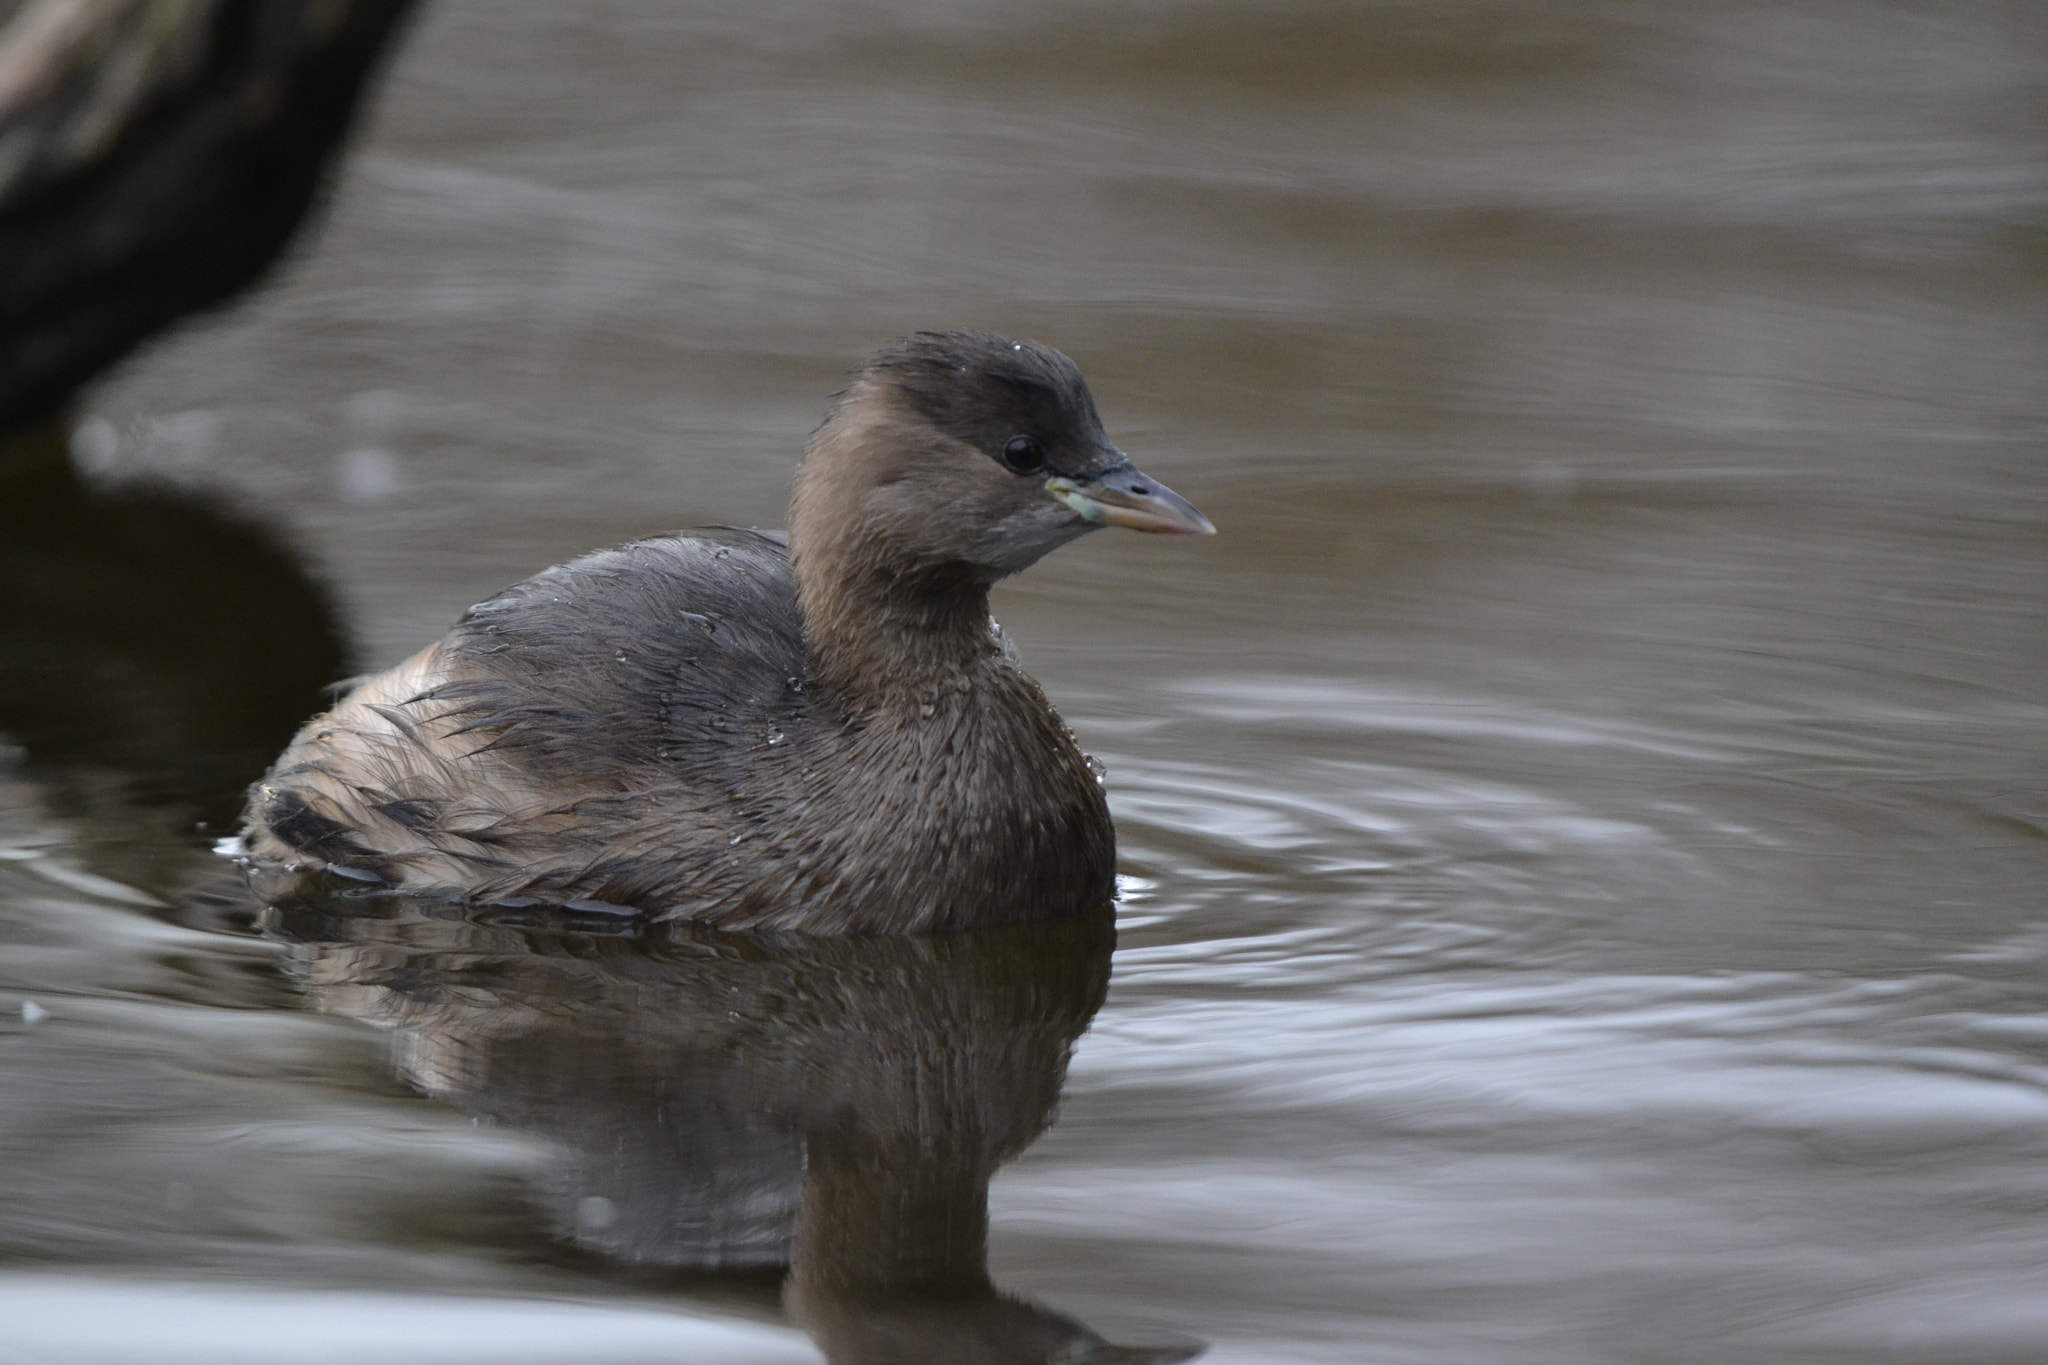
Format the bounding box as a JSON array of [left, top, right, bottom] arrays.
[[790, 332, 1211, 589]]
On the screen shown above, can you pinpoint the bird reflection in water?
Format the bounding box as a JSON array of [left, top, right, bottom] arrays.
[[262, 889, 1202, 1364]]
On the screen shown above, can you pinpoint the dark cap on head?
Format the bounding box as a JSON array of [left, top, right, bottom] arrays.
[[860, 331, 1114, 480]]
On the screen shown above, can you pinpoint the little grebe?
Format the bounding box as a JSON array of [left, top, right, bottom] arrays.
[[241, 333, 1211, 932]]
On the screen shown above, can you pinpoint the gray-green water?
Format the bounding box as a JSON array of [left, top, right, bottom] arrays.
[[4, 2, 2046, 1361]]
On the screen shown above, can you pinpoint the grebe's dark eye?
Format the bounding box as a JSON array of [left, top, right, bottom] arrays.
[[1001, 435, 1046, 475]]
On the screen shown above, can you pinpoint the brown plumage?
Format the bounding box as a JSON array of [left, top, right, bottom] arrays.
[[240, 332, 1212, 932]]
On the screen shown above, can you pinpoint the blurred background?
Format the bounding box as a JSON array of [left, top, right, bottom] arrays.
[[2, 2, 2046, 1362]]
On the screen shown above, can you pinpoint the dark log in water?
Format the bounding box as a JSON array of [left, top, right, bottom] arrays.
[[0, 0, 417, 429]]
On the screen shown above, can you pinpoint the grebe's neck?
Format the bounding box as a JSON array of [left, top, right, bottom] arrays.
[[787, 389, 1003, 706]]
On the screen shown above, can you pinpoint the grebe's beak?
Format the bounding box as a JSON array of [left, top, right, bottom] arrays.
[[1046, 461, 1215, 536]]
